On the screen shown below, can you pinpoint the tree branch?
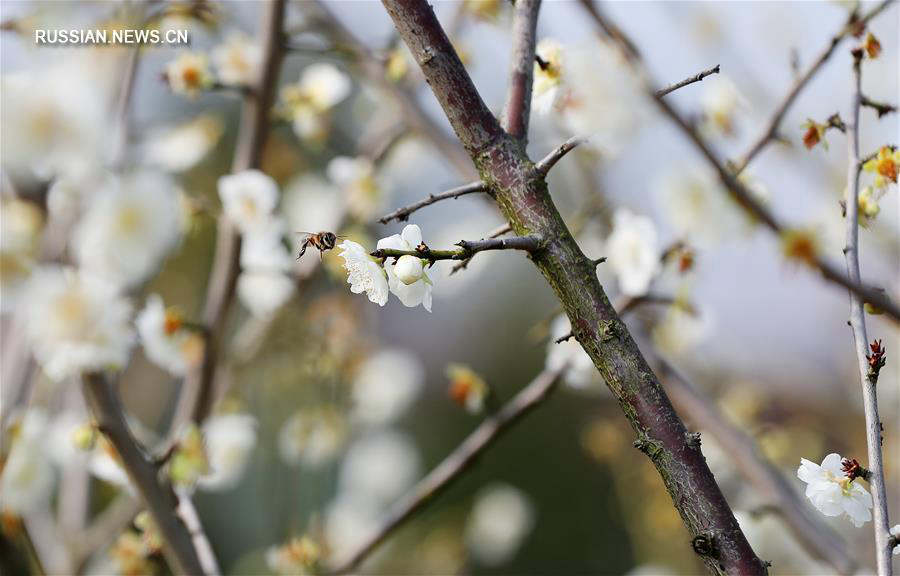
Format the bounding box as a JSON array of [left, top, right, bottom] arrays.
[[377, 181, 487, 224], [502, 0, 541, 140], [371, 234, 542, 262], [732, 0, 894, 175], [844, 53, 892, 576], [580, 2, 900, 322], [655, 64, 721, 97], [327, 366, 566, 574], [80, 374, 206, 575], [381, 1, 765, 573], [861, 95, 897, 118], [450, 223, 513, 275]]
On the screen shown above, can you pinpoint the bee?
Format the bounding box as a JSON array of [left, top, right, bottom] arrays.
[[295, 231, 342, 260]]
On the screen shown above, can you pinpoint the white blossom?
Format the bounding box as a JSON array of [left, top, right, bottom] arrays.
[[546, 315, 602, 391], [22, 267, 134, 380], [605, 209, 660, 297], [237, 221, 296, 318], [338, 430, 420, 507], [218, 169, 280, 235], [394, 255, 425, 285], [0, 410, 55, 514], [327, 156, 384, 221], [338, 240, 389, 306], [197, 414, 257, 492], [377, 225, 440, 312], [143, 115, 223, 173], [282, 64, 351, 140], [797, 453, 873, 527], [237, 271, 296, 318], [278, 408, 347, 469], [352, 348, 424, 426], [701, 76, 745, 136], [532, 38, 564, 114], [165, 52, 214, 98], [325, 494, 381, 560], [136, 295, 202, 377], [0, 198, 43, 313], [212, 32, 262, 87], [89, 445, 131, 491], [74, 171, 183, 289], [465, 484, 535, 566]]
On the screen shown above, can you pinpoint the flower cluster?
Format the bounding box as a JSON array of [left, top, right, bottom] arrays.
[[797, 453, 873, 527], [164, 32, 263, 98], [280, 64, 351, 141]]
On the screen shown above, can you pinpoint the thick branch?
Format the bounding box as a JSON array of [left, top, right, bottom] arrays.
[[328, 367, 566, 574], [655, 64, 720, 97], [81, 374, 205, 575], [382, 1, 765, 573], [580, 3, 900, 322], [371, 234, 542, 262], [378, 181, 486, 224], [844, 55, 892, 576], [732, 0, 894, 174], [502, 0, 542, 140]]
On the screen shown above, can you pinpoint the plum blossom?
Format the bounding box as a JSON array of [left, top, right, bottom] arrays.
[[376, 224, 440, 311], [74, 170, 183, 289], [797, 453, 873, 527], [0, 198, 43, 313], [465, 484, 535, 566], [0, 410, 55, 514], [327, 156, 384, 220], [862, 146, 898, 190], [165, 52, 214, 98], [237, 221, 296, 317], [352, 348, 424, 426], [447, 364, 489, 414], [605, 209, 660, 297], [532, 38, 564, 114], [700, 76, 745, 136], [212, 32, 262, 87], [278, 408, 348, 469], [22, 267, 134, 380], [197, 413, 257, 492], [218, 169, 279, 235], [338, 430, 421, 507], [546, 314, 601, 391], [136, 295, 203, 377], [338, 240, 389, 306], [143, 115, 223, 173], [281, 64, 351, 140]]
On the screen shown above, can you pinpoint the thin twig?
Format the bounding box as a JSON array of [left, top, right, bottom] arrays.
[[844, 53, 892, 576], [377, 181, 487, 224], [449, 223, 513, 275], [580, 1, 900, 322], [502, 0, 542, 140], [732, 0, 894, 175], [655, 64, 720, 97], [371, 234, 543, 262], [534, 135, 590, 176], [861, 95, 897, 118], [327, 366, 567, 574]]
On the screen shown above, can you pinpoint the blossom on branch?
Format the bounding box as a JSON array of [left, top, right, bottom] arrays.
[[797, 453, 873, 527], [605, 209, 660, 297], [338, 240, 389, 306], [376, 224, 440, 311], [165, 52, 214, 98], [136, 295, 203, 377], [212, 32, 263, 87], [862, 146, 899, 189]]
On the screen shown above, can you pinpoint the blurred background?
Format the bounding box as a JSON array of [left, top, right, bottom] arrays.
[[0, 1, 898, 574]]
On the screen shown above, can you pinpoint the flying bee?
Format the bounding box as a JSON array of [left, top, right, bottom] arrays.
[[295, 231, 343, 260]]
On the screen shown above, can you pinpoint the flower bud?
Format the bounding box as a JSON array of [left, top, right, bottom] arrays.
[[394, 255, 424, 285]]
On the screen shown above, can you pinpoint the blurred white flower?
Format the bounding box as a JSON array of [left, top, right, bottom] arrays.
[[0, 410, 55, 514], [327, 156, 384, 221], [546, 315, 601, 391], [325, 494, 381, 559], [465, 484, 535, 567], [658, 168, 739, 246], [165, 52, 214, 98], [0, 65, 110, 180], [338, 430, 420, 507], [143, 115, 223, 173], [377, 224, 439, 311], [218, 169, 280, 235], [532, 38, 564, 114], [797, 453, 872, 527], [22, 267, 134, 380], [606, 209, 660, 297], [74, 171, 182, 288], [447, 364, 489, 414], [701, 76, 745, 136], [212, 32, 262, 87], [45, 411, 92, 468], [556, 41, 649, 156], [0, 198, 43, 313], [237, 221, 296, 318], [338, 240, 389, 307], [197, 413, 257, 492], [283, 174, 345, 277], [278, 408, 347, 469], [352, 348, 424, 426], [89, 444, 131, 490], [282, 64, 351, 140], [136, 295, 202, 377]]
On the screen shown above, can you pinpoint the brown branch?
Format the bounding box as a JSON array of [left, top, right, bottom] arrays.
[[178, 0, 287, 427], [861, 95, 897, 118], [844, 53, 892, 575], [371, 234, 542, 262], [327, 366, 566, 574], [381, 0, 765, 573], [449, 223, 513, 275], [377, 181, 487, 224], [732, 0, 894, 174], [580, 2, 900, 322], [81, 374, 205, 575], [655, 64, 721, 97], [502, 0, 542, 140]]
